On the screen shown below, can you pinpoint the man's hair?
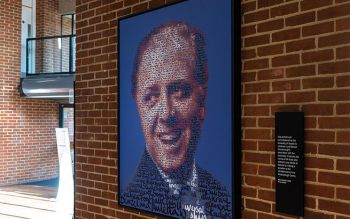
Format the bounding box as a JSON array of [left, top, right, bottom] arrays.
[[131, 21, 208, 99]]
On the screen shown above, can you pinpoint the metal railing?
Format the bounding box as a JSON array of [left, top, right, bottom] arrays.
[[26, 35, 75, 76]]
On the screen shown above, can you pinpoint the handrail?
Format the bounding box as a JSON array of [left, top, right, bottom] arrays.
[[26, 35, 76, 76], [27, 34, 75, 41]]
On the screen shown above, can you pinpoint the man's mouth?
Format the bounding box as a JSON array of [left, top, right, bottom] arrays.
[[157, 130, 181, 145]]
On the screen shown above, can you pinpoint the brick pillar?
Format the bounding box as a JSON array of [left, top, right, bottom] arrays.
[[0, 0, 59, 185]]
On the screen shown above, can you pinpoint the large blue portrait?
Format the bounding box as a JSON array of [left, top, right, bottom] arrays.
[[118, 0, 239, 218]]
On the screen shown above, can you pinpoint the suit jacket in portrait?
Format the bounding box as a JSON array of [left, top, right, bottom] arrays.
[[120, 151, 232, 219]]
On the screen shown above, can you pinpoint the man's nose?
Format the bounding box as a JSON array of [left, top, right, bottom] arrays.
[[158, 93, 175, 125]]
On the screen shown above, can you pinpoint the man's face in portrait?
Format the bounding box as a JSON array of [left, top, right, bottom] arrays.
[[134, 28, 206, 173]]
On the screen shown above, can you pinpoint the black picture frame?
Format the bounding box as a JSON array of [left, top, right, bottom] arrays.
[[117, 0, 241, 218]]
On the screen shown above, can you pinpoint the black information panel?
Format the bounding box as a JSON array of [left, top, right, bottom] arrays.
[[275, 112, 304, 216]]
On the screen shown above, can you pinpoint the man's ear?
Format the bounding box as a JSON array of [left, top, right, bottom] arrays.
[[197, 86, 207, 122], [199, 107, 206, 122]]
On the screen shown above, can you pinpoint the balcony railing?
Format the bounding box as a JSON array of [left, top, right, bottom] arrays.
[[26, 35, 75, 76]]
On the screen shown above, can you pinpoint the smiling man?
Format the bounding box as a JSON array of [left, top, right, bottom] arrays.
[[120, 21, 231, 219]]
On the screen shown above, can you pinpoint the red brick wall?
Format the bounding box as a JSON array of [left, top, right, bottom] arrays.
[[0, 0, 59, 185], [37, 0, 61, 37], [75, 0, 350, 218], [242, 0, 350, 218]]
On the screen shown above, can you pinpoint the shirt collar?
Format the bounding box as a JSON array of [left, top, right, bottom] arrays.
[[156, 160, 198, 195]]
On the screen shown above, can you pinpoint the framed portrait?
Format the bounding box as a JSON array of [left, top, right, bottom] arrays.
[[118, 0, 241, 218]]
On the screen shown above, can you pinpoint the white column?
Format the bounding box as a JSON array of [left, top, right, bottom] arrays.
[[55, 128, 74, 219]]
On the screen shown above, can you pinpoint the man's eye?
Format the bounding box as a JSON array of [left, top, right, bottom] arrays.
[[170, 84, 192, 99], [144, 93, 158, 103]]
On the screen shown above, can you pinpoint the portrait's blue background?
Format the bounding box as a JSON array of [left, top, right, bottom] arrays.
[[120, 0, 232, 194]]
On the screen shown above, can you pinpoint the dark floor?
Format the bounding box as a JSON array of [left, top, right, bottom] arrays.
[[20, 177, 59, 187]]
